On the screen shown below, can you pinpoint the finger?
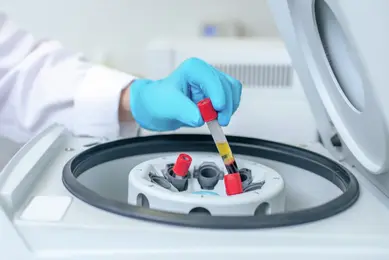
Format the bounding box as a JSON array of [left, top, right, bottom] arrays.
[[188, 83, 206, 104], [180, 58, 226, 111], [163, 89, 204, 127], [217, 75, 234, 126], [219, 71, 242, 113]]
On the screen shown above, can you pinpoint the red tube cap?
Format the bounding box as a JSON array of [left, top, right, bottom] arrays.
[[224, 173, 243, 196], [172, 153, 192, 177], [197, 98, 218, 122]]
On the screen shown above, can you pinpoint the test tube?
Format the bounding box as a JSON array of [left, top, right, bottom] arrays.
[[197, 98, 243, 195], [172, 153, 192, 179], [166, 153, 192, 192]]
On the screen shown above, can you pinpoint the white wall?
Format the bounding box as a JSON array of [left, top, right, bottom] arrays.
[[0, 0, 278, 76]]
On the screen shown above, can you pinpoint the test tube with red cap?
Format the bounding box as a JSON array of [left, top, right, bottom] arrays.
[[197, 98, 243, 196], [172, 153, 192, 178]]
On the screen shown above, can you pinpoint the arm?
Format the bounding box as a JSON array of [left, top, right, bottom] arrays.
[[0, 13, 137, 143]]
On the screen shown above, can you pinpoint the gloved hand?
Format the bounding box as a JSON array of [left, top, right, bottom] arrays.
[[130, 57, 242, 131]]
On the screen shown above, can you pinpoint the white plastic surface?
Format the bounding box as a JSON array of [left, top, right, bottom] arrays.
[[267, 0, 389, 175], [127, 155, 285, 216], [20, 196, 72, 221], [0, 125, 389, 259]]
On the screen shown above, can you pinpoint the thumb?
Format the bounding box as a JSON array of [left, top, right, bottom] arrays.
[[166, 90, 204, 127]]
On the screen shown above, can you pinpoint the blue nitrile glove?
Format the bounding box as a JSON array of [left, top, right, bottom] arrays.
[[130, 58, 242, 131]]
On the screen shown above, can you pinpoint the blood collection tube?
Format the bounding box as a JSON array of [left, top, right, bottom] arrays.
[[197, 98, 243, 195], [172, 153, 192, 179]]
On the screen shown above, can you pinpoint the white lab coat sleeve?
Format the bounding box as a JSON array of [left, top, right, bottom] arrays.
[[0, 13, 138, 143]]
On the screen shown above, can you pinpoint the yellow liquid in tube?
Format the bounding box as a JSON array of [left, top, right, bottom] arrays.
[[216, 142, 239, 173]]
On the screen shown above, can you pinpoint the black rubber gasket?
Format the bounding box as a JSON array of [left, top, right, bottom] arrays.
[[62, 134, 359, 229]]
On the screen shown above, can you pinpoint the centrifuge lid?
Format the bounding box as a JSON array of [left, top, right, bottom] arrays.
[[267, 0, 389, 174]]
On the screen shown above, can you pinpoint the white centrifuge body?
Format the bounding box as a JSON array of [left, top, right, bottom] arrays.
[[2, 0, 389, 259]]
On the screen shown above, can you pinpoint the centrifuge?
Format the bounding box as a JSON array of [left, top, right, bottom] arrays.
[[2, 0, 389, 259]]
